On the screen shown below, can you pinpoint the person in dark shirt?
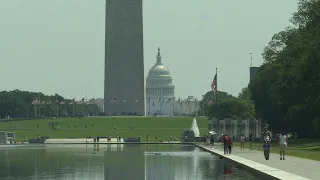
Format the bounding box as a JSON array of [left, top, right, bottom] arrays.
[[210, 135, 214, 147], [249, 133, 253, 150], [227, 137, 233, 154], [223, 135, 230, 154]]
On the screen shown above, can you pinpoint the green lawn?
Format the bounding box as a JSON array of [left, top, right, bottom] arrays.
[[234, 139, 320, 161], [0, 116, 208, 141]]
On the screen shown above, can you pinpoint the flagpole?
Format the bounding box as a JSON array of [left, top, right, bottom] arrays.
[[148, 98, 150, 116], [56, 96, 59, 118], [170, 99, 172, 116], [85, 89, 88, 116], [73, 100, 75, 116], [38, 93, 40, 118], [216, 68, 219, 134]]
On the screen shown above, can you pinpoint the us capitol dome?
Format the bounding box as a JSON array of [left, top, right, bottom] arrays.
[[146, 48, 175, 116]]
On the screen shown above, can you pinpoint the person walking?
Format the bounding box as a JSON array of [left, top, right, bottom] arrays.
[[249, 133, 253, 150], [227, 137, 233, 154], [223, 135, 230, 154], [278, 131, 288, 160], [240, 135, 245, 150], [210, 135, 214, 148]]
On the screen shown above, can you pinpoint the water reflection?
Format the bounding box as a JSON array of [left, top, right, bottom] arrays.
[[0, 144, 261, 180]]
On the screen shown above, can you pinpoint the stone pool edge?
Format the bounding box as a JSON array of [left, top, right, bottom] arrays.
[[195, 144, 310, 180]]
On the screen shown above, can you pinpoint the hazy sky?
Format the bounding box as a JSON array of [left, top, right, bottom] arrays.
[[0, 0, 298, 100]]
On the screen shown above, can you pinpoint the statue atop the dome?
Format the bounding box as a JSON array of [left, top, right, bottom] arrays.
[[156, 47, 162, 65]]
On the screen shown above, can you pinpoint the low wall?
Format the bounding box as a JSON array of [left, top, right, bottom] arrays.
[[44, 138, 124, 144]]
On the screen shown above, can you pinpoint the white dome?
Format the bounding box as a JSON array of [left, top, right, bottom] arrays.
[[147, 48, 171, 78], [148, 64, 171, 76]]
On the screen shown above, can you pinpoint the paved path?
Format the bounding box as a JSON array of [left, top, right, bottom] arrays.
[[197, 144, 319, 180]]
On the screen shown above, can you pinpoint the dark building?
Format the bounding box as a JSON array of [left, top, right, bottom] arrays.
[[250, 67, 259, 81], [104, 0, 145, 115]]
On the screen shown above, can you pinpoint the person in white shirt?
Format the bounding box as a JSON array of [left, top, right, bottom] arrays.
[[262, 127, 271, 143], [278, 131, 288, 160]]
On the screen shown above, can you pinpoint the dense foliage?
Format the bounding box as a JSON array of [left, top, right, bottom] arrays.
[[249, 0, 320, 137], [199, 90, 255, 120], [0, 90, 100, 118]]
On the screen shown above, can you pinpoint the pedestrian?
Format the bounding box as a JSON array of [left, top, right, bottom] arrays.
[[278, 130, 288, 160], [227, 137, 233, 154], [223, 135, 230, 154], [240, 135, 245, 150], [210, 135, 214, 148], [249, 133, 253, 150]]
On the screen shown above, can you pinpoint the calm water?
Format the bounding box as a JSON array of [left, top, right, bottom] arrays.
[[0, 144, 263, 180]]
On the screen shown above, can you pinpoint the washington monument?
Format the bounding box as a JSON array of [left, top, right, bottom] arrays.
[[104, 0, 145, 115]]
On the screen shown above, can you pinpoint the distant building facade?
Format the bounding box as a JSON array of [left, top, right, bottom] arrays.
[[146, 48, 175, 116], [173, 96, 200, 116], [94, 98, 104, 113], [208, 118, 262, 140]]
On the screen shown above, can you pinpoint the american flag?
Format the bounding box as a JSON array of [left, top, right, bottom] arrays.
[[211, 74, 217, 94]]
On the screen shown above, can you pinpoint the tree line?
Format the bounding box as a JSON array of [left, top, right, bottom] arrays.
[[248, 0, 320, 137], [0, 89, 101, 119], [200, 0, 320, 137], [198, 90, 255, 120]]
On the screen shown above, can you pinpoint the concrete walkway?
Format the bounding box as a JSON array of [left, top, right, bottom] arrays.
[[197, 144, 319, 180]]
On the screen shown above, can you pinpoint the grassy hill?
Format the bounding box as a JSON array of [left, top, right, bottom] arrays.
[[0, 116, 208, 141]]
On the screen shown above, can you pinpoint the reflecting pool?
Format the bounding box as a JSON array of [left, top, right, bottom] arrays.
[[0, 144, 263, 180]]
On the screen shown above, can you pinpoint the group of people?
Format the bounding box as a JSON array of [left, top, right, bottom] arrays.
[[207, 127, 288, 160], [262, 127, 288, 160], [222, 134, 233, 154]]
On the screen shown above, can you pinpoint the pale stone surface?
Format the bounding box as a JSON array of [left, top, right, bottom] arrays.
[[104, 0, 145, 115], [197, 144, 318, 180], [146, 48, 175, 116]]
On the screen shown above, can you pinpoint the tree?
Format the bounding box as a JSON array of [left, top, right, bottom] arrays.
[[0, 90, 100, 118], [198, 91, 234, 116], [199, 91, 255, 119], [238, 87, 251, 102], [249, 0, 320, 137]]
